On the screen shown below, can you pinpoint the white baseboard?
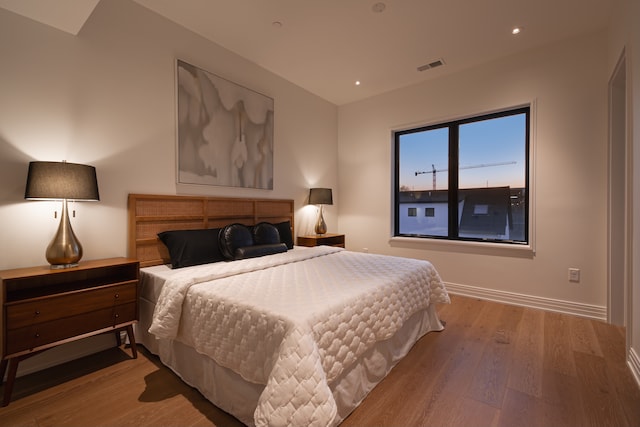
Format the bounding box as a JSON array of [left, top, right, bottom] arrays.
[[444, 281, 607, 320], [629, 347, 640, 389]]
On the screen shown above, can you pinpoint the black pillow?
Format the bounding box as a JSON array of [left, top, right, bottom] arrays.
[[158, 228, 223, 269], [219, 223, 254, 260], [235, 243, 288, 260], [274, 221, 294, 249], [253, 222, 281, 245]]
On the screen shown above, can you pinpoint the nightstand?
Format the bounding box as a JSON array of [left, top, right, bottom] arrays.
[[0, 257, 139, 406], [297, 233, 345, 248]]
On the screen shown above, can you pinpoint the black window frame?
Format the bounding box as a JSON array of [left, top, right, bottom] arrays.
[[393, 106, 530, 245]]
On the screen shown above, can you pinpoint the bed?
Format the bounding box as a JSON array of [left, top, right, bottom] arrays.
[[127, 193, 450, 427]]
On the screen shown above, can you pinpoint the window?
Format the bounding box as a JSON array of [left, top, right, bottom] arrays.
[[473, 204, 489, 215], [408, 207, 417, 217], [394, 106, 530, 244]]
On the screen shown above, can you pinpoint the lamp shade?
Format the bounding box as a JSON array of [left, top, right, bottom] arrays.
[[309, 188, 332, 205], [25, 161, 99, 201]]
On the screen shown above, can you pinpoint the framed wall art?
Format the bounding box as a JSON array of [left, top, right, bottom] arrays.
[[176, 59, 274, 189]]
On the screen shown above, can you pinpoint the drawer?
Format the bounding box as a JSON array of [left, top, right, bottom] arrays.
[[6, 282, 137, 330], [6, 302, 137, 356]]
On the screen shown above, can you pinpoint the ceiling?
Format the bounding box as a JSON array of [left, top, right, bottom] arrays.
[[1, 0, 614, 105], [0, 0, 99, 35]]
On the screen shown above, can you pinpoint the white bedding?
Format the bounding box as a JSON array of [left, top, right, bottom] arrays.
[[146, 246, 449, 427]]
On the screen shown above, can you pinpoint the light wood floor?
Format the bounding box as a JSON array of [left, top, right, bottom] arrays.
[[1, 295, 639, 427]]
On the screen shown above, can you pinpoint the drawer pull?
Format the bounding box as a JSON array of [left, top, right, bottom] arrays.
[[34, 333, 40, 338], [114, 293, 119, 299], [35, 310, 40, 316], [114, 314, 119, 318]]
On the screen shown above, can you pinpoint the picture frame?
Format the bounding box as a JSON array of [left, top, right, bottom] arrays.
[[176, 59, 274, 189]]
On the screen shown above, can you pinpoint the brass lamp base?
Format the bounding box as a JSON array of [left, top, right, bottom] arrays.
[[46, 199, 83, 269], [314, 205, 327, 235]]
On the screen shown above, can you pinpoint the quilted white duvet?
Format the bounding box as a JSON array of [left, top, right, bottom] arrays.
[[149, 246, 449, 427]]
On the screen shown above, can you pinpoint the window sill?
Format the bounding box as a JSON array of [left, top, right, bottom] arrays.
[[389, 236, 535, 259]]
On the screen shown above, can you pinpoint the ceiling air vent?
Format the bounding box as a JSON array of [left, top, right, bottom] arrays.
[[417, 58, 445, 72]]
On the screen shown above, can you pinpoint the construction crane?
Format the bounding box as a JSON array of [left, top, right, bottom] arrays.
[[415, 161, 516, 190]]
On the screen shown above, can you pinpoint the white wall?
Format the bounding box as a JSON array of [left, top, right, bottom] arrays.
[[338, 31, 609, 317], [608, 0, 640, 386], [630, 0, 640, 384], [0, 0, 339, 271]]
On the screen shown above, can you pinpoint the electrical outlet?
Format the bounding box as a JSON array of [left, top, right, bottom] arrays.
[[568, 268, 580, 283]]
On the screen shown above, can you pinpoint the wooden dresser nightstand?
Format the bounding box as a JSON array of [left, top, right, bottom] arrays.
[[297, 233, 345, 248], [0, 257, 139, 406]]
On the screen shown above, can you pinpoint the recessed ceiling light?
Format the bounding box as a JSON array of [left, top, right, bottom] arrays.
[[355, 81, 361, 86], [512, 27, 521, 35], [372, 2, 386, 13], [272, 21, 283, 29]]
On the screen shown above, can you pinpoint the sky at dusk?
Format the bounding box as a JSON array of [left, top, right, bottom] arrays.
[[398, 113, 527, 191]]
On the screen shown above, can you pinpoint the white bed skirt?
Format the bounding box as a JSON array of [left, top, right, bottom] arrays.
[[135, 297, 444, 426]]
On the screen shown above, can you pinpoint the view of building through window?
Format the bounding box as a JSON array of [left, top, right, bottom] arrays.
[[395, 107, 529, 243]]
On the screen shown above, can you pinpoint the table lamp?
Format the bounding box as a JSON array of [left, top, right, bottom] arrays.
[[308, 188, 333, 235], [24, 161, 100, 268]]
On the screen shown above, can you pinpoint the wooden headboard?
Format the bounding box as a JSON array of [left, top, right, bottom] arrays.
[[128, 194, 294, 267]]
